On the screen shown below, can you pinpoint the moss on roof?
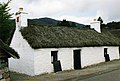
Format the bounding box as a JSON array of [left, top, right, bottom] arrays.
[[109, 29, 120, 39], [0, 39, 19, 59], [21, 26, 120, 49]]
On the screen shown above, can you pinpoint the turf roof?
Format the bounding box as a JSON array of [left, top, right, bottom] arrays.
[[21, 26, 120, 49], [108, 29, 120, 39], [0, 39, 19, 59]]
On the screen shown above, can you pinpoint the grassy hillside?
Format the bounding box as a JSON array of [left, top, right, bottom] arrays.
[[28, 17, 85, 28]]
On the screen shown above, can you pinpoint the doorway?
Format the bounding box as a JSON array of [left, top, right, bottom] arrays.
[[51, 51, 62, 72], [104, 48, 110, 62], [73, 49, 81, 69]]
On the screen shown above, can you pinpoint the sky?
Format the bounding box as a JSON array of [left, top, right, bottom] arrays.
[[1, 0, 120, 25]]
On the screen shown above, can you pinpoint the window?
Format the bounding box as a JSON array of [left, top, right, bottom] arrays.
[[104, 48, 108, 56], [51, 51, 58, 63], [16, 16, 19, 22]]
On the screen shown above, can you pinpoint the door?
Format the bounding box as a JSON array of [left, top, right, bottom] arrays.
[[73, 49, 81, 69], [104, 48, 110, 62], [51, 51, 62, 72]]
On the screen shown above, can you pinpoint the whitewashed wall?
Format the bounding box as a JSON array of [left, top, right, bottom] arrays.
[[90, 21, 101, 33], [20, 13, 28, 27], [34, 46, 119, 75], [81, 47, 104, 67], [34, 48, 53, 75], [9, 30, 120, 76], [34, 48, 73, 75], [9, 29, 35, 76], [81, 46, 119, 67], [105, 46, 119, 60], [58, 48, 73, 70]]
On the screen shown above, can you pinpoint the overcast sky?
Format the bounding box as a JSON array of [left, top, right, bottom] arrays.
[[1, 0, 120, 25]]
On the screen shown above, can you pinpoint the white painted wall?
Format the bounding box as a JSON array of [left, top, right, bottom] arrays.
[[90, 21, 101, 33], [15, 15, 21, 30], [58, 48, 73, 70], [34, 46, 119, 75], [34, 48, 73, 75], [81, 46, 119, 67], [9, 29, 35, 76], [15, 11, 28, 30], [9, 31, 120, 76], [104, 46, 119, 60], [20, 13, 28, 27], [34, 48, 53, 75], [81, 47, 104, 67]]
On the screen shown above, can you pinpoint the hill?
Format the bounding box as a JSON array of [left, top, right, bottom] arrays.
[[28, 17, 85, 28]]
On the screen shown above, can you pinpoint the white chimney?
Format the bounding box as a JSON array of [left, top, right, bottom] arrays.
[[15, 8, 28, 30], [90, 19, 101, 33]]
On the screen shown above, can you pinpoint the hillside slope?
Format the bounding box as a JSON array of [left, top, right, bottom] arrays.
[[28, 17, 85, 28]]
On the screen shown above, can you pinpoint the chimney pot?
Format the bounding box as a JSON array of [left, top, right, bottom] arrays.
[[19, 8, 23, 12]]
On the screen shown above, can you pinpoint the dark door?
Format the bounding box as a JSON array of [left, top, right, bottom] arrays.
[[104, 48, 110, 62], [52, 60, 62, 72], [51, 51, 62, 72], [73, 49, 81, 69]]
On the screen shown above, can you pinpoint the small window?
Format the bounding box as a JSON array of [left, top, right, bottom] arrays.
[[51, 51, 58, 63], [104, 48, 108, 55], [16, 16, 19, 22]]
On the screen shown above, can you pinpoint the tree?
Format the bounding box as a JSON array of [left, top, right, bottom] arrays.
[[0, 0, 14, 44], [57, 19, 70, 27], [97, 17, 103, 24], [106, 21, 120, 29], [71, 22, 76, 27]]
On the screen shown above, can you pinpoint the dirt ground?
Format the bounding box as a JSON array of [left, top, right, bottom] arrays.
[[10, 59, 120, 81]]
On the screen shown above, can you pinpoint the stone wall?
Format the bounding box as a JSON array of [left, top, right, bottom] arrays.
[[0, 59, 10, 81]]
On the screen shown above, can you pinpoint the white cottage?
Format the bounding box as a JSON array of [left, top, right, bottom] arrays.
[[9, 8, 120, 76]]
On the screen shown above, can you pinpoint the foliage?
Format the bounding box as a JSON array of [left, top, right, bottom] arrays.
[[57, 19, 77, 27], [29, 17, 84, 28], [101, 21, 120, 31], [84, 25, 90, 29], [97, 16, 120, 31], [0, 0, 14, 44], [106, 21, 120, 29], [0, 39, 19, 59], [57, 19, 70, 27], [28, 17, 58, 26], [97, 17, 103, 24], [71, 22, 77, 27]]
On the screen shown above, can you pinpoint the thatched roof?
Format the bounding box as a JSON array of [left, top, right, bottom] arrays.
[[108, 29, 120, 39], [21, 26, 120, 49], [0, 39, 19, 59]]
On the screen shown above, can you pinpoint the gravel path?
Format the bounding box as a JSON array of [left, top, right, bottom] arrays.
[[10, 59, 120, 81]]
